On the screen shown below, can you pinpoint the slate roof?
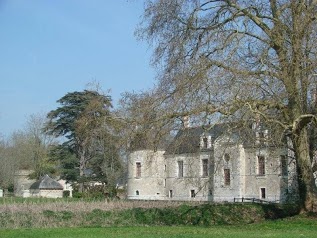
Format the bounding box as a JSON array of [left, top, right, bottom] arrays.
[[30, 174, 63, 190], [165, 123, 243, 155], [129, 131, 171, 151]]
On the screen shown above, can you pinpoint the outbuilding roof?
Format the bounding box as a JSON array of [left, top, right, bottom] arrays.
[[30, 174, 63, 190]]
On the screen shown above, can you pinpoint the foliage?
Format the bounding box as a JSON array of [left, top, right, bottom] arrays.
[[7, 184, 14, 193], [49, 145, 79, 182], [0, 199, 302, 229], [45, 90, 112, 139], [63, 190, 70, 198], [45, 89, 123, 192], [0, 113, 57, 188], [42, 210, 73, 221], [72, 191, 82, 199], [118, 203, 299, 226]]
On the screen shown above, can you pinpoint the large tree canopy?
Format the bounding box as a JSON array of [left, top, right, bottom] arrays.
[[45, 90, 121, 191], [135, 0, 317, 210], [45, 90, 112, 139]]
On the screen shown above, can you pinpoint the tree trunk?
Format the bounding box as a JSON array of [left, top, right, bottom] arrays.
[[293, 127, 317, 212], [79, 152, 86, 193]]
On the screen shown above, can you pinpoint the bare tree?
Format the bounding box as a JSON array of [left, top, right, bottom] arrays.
[[135, 0, 317, 211], [0, 137, 15, 189], [25, 113, 57, 178], [0, 113, 57, 189]]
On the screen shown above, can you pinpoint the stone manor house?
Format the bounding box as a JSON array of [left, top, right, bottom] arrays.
[[127, 122, 298, 203]]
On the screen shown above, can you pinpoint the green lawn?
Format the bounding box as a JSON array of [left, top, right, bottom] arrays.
[[1, 217, 317, 238]]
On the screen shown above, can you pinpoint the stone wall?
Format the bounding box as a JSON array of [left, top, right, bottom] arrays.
[[165, 153, 212, 201], [243, 147, 290, 202], [127, 142, 297, 203], [212, 142, 244, 202], [127, 150, 166, 200], [14, 170, 36, 197], [30, 189, 63, 198]]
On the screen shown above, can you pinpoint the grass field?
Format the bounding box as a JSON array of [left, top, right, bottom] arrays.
[[1, 216, 317, 238]]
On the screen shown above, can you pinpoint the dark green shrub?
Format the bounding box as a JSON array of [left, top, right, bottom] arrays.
[[82, 191, 104, 199], [7, 184, 14, 193], [43, 210, 55, 218], [72, 191, 82, 198], [58, 211, 73, 220], [42, 210, 73, 221], [83, 209, 111, 227], [63, 190, 70, 198]]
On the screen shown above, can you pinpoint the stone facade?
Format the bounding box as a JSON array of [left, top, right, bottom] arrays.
[[14, 170, 36, 198], [127, 150, 166, 200], [127, 124, 297, 203], [30, 189, 63, 198]]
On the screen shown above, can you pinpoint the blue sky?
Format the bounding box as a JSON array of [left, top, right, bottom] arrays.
[[0, 0, 156, 138]]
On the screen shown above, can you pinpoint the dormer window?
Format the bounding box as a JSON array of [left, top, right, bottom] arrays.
[[256, 129, 269, 145], [200, 134, 211, 149], [203, 137, 208, 148]]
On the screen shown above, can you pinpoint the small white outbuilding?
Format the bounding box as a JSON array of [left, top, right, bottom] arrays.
[[29, 174, 64, 198]]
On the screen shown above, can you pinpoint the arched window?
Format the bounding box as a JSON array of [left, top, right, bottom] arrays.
[[136, 190, 139, 196], [224, 153, 230, 162]]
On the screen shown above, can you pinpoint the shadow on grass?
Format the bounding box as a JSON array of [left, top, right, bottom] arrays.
[[124, 203, 301, 226]]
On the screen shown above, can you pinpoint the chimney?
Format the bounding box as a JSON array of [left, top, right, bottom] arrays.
[[252, 113, 261, 130], [183, 116, 190, 128]]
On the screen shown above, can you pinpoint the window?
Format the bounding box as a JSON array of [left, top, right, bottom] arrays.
[[178, 161, 184, 178], [136, 162, 141, 178], [258, 156, 265, 176], [136, 190, 139, 196], [260, 188, 266, 199], [224, 169, 230, 186], [224, 153, 230, 162], [202, 159, 208, 177], [257, 130, 268, 144], [203, 137, 208, 148], [281, 155, 288, 176], [190, 190, 195, 198], [201, 134, 211, 149], [164, 179, 166, 187], [169, 190, 173, 198]]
